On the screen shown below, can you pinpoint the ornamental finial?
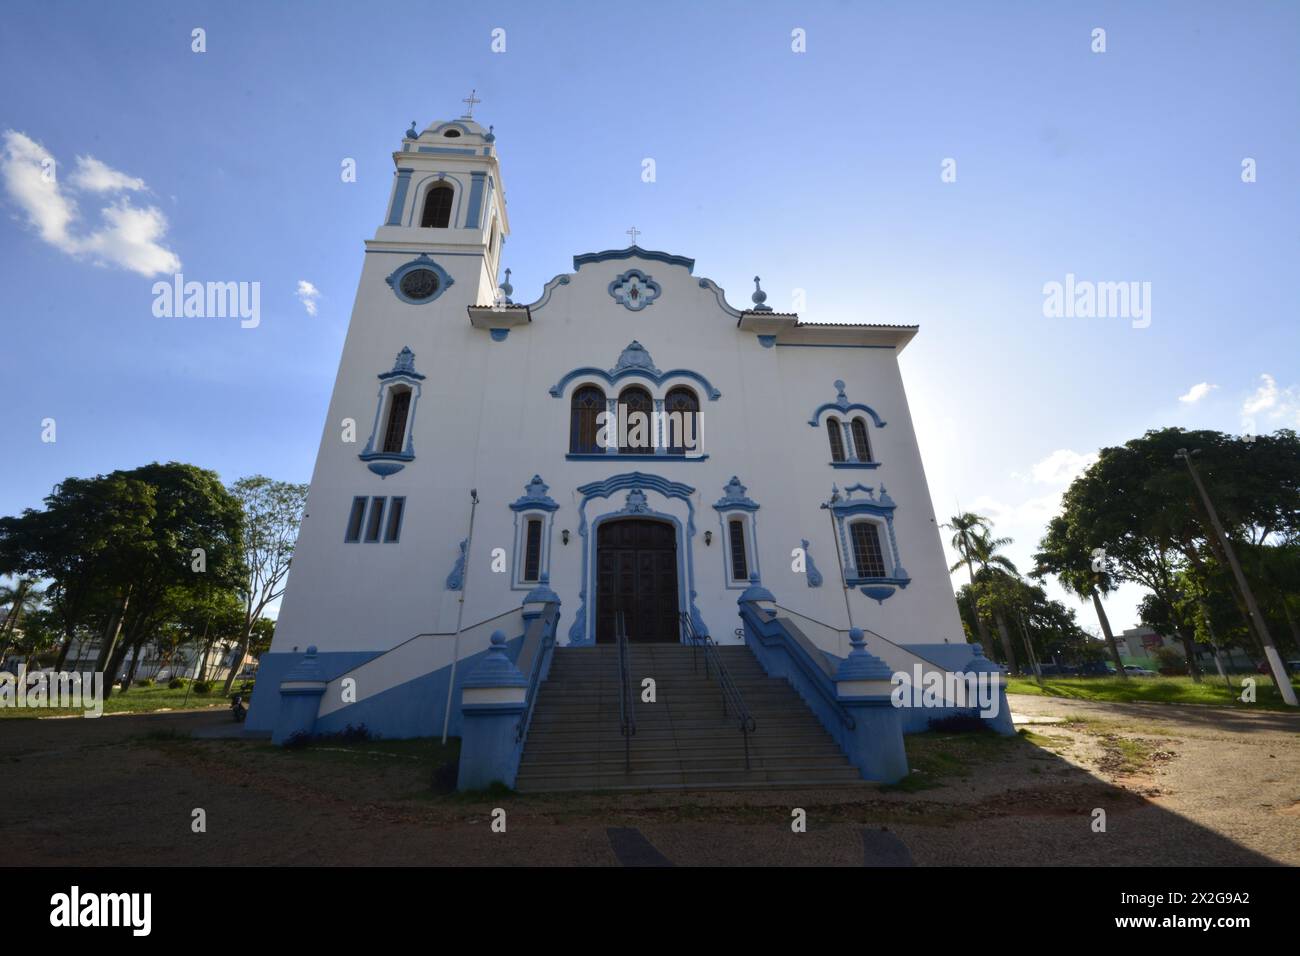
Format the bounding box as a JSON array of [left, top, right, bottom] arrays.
[[405, 120, 418, 139], [751, 276, 772, 312]]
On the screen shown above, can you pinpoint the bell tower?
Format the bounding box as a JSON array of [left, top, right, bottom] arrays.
[[371, 103, 509, 306]]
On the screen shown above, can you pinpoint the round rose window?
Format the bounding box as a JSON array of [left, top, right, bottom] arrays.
[[399, 269, 439, 300]]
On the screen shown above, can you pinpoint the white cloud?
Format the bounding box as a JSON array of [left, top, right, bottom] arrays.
[[969, 492, 1062, 531], [69, 156, 147, 193], [296, 280, 320, 316], [1241, 372, 1300, 431], [1178, 381, 1216, 404], [1028, 448, 1097, 485], [1242, 373, 1277, 415], [0, 129, 180, 277]]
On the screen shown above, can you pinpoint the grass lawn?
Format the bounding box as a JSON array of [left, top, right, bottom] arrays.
[[0, 681, 244, 719], [1006, 674, 1300, 711]]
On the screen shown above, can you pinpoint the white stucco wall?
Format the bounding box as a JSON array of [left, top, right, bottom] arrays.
[[271, 121, 964, 661]]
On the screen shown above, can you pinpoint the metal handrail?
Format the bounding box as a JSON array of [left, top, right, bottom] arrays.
[[616, 610, 636, 772], [681, 613, 756, 769], [515, 607, 558, 744], [740, 607, 856, 730]]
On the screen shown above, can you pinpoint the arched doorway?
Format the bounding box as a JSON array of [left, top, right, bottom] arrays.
[[596, 518, 680, 643]]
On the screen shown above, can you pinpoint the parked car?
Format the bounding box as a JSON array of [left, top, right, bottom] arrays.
[[1123, 664, 1157, 677], [1035, 663, 1079, 676], [1078, 661, 1117, 677], [1256, 659, 1300, 676]]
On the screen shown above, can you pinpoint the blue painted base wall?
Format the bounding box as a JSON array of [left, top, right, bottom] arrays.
[[245, 651, 378, 732], [246, 639, 525, 741]]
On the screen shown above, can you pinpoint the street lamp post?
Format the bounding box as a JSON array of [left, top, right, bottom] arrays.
[[1175, 448, 1297, 707], [820, 488, 855, 632]]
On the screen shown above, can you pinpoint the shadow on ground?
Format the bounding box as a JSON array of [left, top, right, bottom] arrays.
[[0, 706, 1288, 866]]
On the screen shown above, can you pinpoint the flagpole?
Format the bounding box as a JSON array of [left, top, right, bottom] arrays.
[[441, 489, 479, 744]]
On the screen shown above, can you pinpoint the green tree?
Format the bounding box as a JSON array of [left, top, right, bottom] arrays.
[[1033, 515, 1127, 677], [223, 476, 307, 694]]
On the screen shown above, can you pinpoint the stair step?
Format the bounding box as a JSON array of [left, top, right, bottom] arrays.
[[516, 642, 858, 793]]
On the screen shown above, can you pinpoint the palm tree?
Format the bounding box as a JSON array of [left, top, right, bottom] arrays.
[[0, 578, 44, 664], [965, 533, 1023, 673], [951, 515, 1008, 665]]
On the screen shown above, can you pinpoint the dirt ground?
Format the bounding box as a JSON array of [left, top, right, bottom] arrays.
[[1, 693, 1296, 866]]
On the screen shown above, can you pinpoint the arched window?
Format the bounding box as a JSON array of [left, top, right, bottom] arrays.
[[827, 417, 846, 462], [664, 386, 700, 456], [851, 417, 871, 462], [569, 385, 605, 454], [420, 184, 453, 228], [849, 520, 887, 578], [382, 386, 413, 454], [618, 386, 653, 454]]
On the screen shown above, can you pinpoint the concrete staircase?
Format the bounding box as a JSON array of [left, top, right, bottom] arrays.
[[515, 643, 867, 792]]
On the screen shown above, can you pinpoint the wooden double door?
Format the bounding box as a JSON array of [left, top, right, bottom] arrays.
[[595, 518, 680, 643]]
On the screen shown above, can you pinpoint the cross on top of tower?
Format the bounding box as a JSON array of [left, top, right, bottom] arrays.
[[461, 89, 481, 117], [626, 226, 641, 245]]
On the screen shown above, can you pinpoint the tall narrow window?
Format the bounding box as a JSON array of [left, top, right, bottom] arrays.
[[851, 417, 871, 462], [365, 498, 386, 543], [619, 386, 654, 454], [827, 417, 846, 462], [665, 386, 700, 456], [523, 518, 543, 582], [382, 388, 412, 454], [728, 518, 749, 581], [569, 385, 605, 453], [384, 497, 405, 543], [420, 184, 453, 228], [850, 521, 887, 578], [345, 497, 366, 542]]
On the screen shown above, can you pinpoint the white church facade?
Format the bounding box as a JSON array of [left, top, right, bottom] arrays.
[[246, 110, 1007, 786]]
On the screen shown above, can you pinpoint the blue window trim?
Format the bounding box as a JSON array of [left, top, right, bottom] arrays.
[[385, 254, 455, 305], [713, 477, 761, 590], [807, 379, 887, 429], [548, 340, 721, 400], [828, 484, 910, 598], [567, 472, 706, 646], [509, 476, 559, 591], [360, 348, 425, 477], [406, 173, 465, 228], [812, 381, 883, 469]]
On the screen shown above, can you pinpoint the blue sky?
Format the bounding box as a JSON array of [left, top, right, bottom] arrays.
[[2, 0, 1298, 632]]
